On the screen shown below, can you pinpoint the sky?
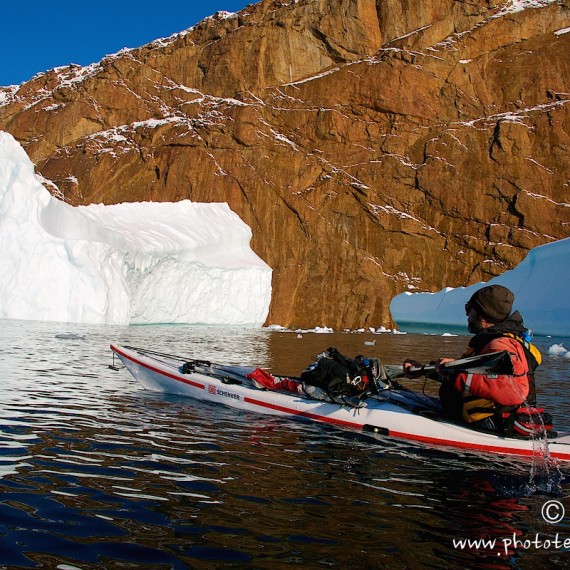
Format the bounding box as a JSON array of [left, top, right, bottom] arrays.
[[1, 0, 254, 87]]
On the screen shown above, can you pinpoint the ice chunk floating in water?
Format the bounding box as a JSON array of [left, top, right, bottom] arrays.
[[390, 237, 570, 337], [0, 131, 272, 325]]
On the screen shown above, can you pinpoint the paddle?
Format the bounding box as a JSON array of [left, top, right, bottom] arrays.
[[385, 350, 514, 381]]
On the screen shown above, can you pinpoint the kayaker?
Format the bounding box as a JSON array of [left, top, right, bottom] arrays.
[[404, 284, 542, 431]]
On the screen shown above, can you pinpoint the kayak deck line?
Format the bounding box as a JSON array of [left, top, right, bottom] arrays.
[[110, 344, 570, 462], [112, 344, 206, 390]]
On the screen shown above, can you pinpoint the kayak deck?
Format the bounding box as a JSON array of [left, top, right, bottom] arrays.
[[110, 344, 570, 463]]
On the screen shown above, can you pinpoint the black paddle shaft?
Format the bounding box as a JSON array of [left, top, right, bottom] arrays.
[[407, 350, 514, 378]]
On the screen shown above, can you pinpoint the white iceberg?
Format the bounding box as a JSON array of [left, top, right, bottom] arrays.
[[390, 237, 570, 337], [0, 131, 272, 325]]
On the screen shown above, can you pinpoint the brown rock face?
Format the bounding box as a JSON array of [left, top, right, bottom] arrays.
[[1, 0, 569, 328]]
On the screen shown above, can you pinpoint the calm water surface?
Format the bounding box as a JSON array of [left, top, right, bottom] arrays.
[[0, 319, 569, 569]]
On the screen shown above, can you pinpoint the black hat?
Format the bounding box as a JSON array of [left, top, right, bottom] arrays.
[[466, 285, 514, 323]]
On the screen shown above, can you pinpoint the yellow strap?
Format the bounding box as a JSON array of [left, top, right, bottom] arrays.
[[504, 333, 542, 365], [462, 398, 495, 423]]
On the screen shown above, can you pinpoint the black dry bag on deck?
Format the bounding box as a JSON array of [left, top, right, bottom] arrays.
[[301, 355, 351, 398], [300, 347, 379, 399]]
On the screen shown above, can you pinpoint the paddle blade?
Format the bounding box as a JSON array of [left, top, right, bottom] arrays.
[[384, 364, 407, 379]]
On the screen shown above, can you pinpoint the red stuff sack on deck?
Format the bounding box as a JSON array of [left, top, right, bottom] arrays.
[[246, 368, 301, 393], [502, 407, 554, 438]]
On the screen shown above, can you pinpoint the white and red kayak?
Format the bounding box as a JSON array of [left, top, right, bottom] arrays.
[[110, 344, 570, 462]]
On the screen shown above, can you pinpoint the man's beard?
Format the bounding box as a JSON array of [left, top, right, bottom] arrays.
[[468, 317, 486, 334]]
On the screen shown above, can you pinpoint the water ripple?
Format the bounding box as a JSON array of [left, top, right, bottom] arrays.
[[0, 320, 569, 568]]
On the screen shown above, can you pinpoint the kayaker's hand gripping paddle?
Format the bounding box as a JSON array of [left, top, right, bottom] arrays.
[[387, 350, 514, 380]]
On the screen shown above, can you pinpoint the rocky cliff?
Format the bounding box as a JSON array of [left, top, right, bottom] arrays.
[[1, 0, 569, 329]]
